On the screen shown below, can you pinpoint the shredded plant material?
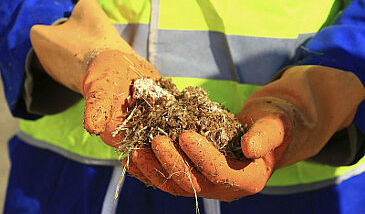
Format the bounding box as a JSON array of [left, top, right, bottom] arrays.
[[114, 78, 246, 160]]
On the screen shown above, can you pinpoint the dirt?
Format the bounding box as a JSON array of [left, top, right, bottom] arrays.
[[113, 78, 246, 160]]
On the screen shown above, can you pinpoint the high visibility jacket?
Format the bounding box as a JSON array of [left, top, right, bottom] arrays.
[[2, 0, 365, 195]]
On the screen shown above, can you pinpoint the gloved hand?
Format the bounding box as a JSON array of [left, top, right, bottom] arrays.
[[239, 66, 365, 167], [125, 65, 365, 201], [30, 0, 159, 145]]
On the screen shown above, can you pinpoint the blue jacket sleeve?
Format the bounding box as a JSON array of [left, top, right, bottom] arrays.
[[297, 0, 365, 134], [0, 0, 74, 120]]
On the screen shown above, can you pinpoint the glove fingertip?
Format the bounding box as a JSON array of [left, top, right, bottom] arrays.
[[178, 130, 206, 147], [83, 91, 112, 134], [241, 115, 285, 159], [83, 105, 109, 134]]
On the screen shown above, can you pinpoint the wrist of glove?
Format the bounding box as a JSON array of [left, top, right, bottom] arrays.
[[125, 65, 365, 202]]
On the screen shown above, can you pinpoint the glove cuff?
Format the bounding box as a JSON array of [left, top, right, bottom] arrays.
[[29, 0, 134, 93]]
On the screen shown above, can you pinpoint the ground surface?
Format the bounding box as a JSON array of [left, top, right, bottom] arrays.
[[0, 80, 18, 211]]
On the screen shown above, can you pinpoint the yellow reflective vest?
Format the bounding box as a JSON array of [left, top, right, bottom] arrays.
[[19, 0, 365, 194]]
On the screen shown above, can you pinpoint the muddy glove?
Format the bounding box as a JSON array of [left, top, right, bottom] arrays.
[[30, 0, 159, 144], [125, 65, 365, 201], [239, 66, 365, 166]]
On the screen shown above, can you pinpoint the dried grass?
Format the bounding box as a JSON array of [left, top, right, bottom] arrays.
[[114, 78, 245, 160]]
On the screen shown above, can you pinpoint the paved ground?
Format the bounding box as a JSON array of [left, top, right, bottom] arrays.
[[0, 80, 19, 211]]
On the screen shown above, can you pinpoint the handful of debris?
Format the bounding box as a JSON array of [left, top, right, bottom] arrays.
[[113, 78, 245, 160]]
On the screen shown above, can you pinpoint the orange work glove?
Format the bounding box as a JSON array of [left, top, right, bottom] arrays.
[[29, 0, 159, 145], [124, 65, 365, 201]]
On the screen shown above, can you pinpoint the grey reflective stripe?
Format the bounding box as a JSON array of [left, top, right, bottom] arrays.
[[262, 161, 365, 195], [157, 30, 239, 82], [16, 131, 120, 166], [148, 0, 160, 67], [101, 166, 123, 214], [196, 0, 240, 84], [113, 23, 149, 59], [228, 33, 313, 85], [112, 24, 313, 85], [156, 30, 313, 85], [203, 198, 221, 214]]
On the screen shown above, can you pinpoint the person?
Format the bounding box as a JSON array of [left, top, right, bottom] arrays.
[[1, 0, 365, 213]]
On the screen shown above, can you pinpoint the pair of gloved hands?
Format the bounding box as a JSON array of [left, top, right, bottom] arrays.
[[30, 0, 365, 201]]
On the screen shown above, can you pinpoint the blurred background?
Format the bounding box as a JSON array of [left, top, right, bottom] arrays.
[[0, 80, 18, 211]]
